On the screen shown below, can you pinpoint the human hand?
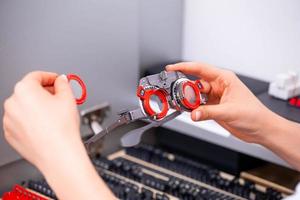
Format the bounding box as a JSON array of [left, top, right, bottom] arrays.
[[3, 71, 81, 170], [166, 62, 279, 143], [3, 71, 116, 199]]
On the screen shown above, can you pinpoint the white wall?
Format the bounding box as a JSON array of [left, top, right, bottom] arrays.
[[183, 0, 300, 81], [139, 0, 183, 73]]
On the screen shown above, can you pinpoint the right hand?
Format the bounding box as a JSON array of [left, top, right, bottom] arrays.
[[166, 62, 279, 143]]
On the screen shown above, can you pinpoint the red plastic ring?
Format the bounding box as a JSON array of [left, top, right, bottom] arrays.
[[195, 79, 204, 90], [181, 81, 201, 110], [142, 89, 169, 119], [67, 74, 87, 105]]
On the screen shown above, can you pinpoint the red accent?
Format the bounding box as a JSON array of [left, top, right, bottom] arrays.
[[289, 97, 297, 106], [195, 80, 203, 90], [2, 185, 47, 200], [297, 98, 300, 107], [67, 74, 87, 105], [140, 89, 169, 119], [288, 97, 300, 108], [181, 81, 201, 110], [2, 192, 17, 200]]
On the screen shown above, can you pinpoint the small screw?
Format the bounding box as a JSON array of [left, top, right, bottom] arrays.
[[159, 71, 167, 80]]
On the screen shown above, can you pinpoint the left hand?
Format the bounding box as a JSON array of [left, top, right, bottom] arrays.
[[3, 71, 81, 170], [3, 71, 115, 200]]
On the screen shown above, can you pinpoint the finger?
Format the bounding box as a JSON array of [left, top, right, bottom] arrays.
[[54, 74, 74, 98], [23, 71, 58, 87], [166, 62, 221, 81], [2, 114, 15, 142], [191, 104, 228, 121], [3, 98, 15, 117], [3, 118, 12, 138], [44, 86, 55, 94], [2, 114, 9, 133]]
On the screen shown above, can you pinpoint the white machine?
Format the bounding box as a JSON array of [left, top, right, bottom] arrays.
[[268, 71, 300, 100]]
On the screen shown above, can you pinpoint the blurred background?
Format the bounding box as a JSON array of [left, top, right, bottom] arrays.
[[1, 0, 300, 196]]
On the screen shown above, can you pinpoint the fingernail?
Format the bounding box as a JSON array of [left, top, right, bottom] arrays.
[[194, 111, 201, 121], [60, 74, 68, 82]]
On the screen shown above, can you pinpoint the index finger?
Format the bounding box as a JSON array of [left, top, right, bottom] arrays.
[[166, 62, 221, 81], [22, 71, 58, 87]]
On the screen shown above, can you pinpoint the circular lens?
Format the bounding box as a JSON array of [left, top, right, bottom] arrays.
[[69, 79, 83, 100], [183, 85, 197, 104], [179, 81, 201, 110], [141, 89, 169, 119], [67, 74, 87, 105], [149, 94, 164, 113]]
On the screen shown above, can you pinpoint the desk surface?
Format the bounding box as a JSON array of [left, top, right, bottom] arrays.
[[162, 112, 290, 168], [258, 92, 300, 123], [239, 74, 300, 122]]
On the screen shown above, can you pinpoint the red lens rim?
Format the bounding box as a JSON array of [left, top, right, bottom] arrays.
[[141, 89, 169, 119], [181, 81, 201, 110], [67, 74, 87, 105], [195, 79, 204, 90]]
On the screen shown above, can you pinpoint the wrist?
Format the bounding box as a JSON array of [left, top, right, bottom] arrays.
[[252, 110, 300, 170], [36, 132, 85, 174], [253, 109, 288, 146], [36, 135, 114, 200]]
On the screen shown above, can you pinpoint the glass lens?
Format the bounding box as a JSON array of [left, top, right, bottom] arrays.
[[183, 85, 196, 104], [69, 79, 82, 99], [149, 94, 163, 113]]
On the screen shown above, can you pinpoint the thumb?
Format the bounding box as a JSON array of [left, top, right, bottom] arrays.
[[191, 104, 228, 121], [54, 74, 73, 98]]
